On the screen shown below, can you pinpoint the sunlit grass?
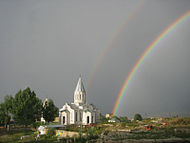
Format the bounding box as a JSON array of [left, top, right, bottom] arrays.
[[0, 117, 190, 142]]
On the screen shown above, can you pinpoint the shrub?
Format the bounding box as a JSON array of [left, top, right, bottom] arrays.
[[32, 122, 43, 129], [121, 122, 126, 128], [46, 127, 55, 137], [134, 114, 142, 121], [119, 116, 128, 122], [87, 127, 98, 140]]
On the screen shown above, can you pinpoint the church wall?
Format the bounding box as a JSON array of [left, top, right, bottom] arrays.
[[91, 112, 95, 123], [83, 111, 92, 125], [59, 104, 75, 125], [59, 77, 101, 125], [61, 112, 68, 124], [95, 110, 101, 123], [69, 109, 75, 124], [74, 110, 79, 124]]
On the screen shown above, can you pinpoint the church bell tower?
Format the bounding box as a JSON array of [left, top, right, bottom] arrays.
[[74, 77, 86, 104]]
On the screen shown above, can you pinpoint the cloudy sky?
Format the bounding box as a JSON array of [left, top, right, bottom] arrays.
[[0, 0, 190, 117]]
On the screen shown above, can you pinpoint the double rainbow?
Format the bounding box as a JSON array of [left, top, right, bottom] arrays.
[[112, 10, 190, 116], [87, 0, 145, 90]]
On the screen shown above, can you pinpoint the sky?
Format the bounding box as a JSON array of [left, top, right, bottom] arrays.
[[0, 0, 190, 118]]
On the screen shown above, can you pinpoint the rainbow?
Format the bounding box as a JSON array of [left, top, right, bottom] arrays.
[[112, 10, 190, 116], [86, 0, 145, 91]]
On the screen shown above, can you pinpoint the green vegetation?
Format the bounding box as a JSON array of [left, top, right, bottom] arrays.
[[0, 117, 190, 142], [12, 88, 42, 126], [46, 127, 56, 137], [0, 95, 13, 131], [43, 99, 58, 123], [119, 116, 128, 122], [0, 87, 59, 128], [86, 127, 99, 140], [1, 87, 190, 142], [0, 129, 34, 143], [134, 113, 143, 121], [100, 114, 109, 123]]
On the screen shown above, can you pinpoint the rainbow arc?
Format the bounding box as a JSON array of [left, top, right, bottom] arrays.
[[112, 10, 190, 116], [87, 0, 145, 91]]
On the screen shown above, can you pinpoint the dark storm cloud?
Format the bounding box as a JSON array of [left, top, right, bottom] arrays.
[[0, 0, 189, 117]]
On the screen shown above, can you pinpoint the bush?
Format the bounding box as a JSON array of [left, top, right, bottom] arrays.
[[120, 122, 126, 128], [100, 116, 109, 123], [32, 122, 43, 129], [119, 116, 128, 123], [134, 114, 142, 121], [87, 127, 98, 140], [46, 127, 55, 137]]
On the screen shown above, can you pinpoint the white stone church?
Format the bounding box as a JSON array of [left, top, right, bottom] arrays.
[[59, 77, 100, 125]]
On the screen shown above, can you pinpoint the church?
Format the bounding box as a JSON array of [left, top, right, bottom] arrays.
[[59, 77, 101, 125]]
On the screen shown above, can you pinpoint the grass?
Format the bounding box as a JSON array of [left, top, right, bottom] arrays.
[[1, 117, 190, 142], [99, 117, 190, 141], [0, 127, 88, 143], [108, 128, 190, 141], [0, 129, 33, 143]]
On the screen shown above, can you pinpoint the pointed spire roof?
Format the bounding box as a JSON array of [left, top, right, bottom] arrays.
[[74, 77, 86, 94]]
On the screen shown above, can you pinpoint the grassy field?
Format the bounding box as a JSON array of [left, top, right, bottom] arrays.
[[0, 127, 88, 143], [0, 129, 56, 143], [0, 117, 190, 143]]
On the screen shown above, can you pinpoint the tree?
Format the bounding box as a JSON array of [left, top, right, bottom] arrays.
[[112, 116, 120, 121], [0, 103, 10, 126], [119, 116, 128, 122], [0, 95, 13, 131], [87, 127, 98, 140], [42, 99, 58, 123], [100, 114, 109, 123], [134, 113, 142, 121], [12, 87, 42, 126], [4, 95, 14, 113]]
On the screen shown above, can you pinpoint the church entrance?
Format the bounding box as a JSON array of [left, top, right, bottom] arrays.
[[63, 116, 65, 124], [87, 116, 89, 124]]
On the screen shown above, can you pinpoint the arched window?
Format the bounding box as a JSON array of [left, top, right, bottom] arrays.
[[80, 112, 82, 121], [75, 112, 77, 122], [91, 116, 93, 123]]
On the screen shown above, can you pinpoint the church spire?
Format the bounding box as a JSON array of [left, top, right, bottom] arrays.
[[74, 76, 85, 94], [74, 77, 86, 104]]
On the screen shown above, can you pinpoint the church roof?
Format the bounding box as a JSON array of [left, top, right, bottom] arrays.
[[69, 103, 79, 110], [60, 102, 99, 113], [74, 77, 86, 94]]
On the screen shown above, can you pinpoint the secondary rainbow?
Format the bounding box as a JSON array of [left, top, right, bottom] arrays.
[[86, 0, 145, 91], [112, 10, 190, 116]]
